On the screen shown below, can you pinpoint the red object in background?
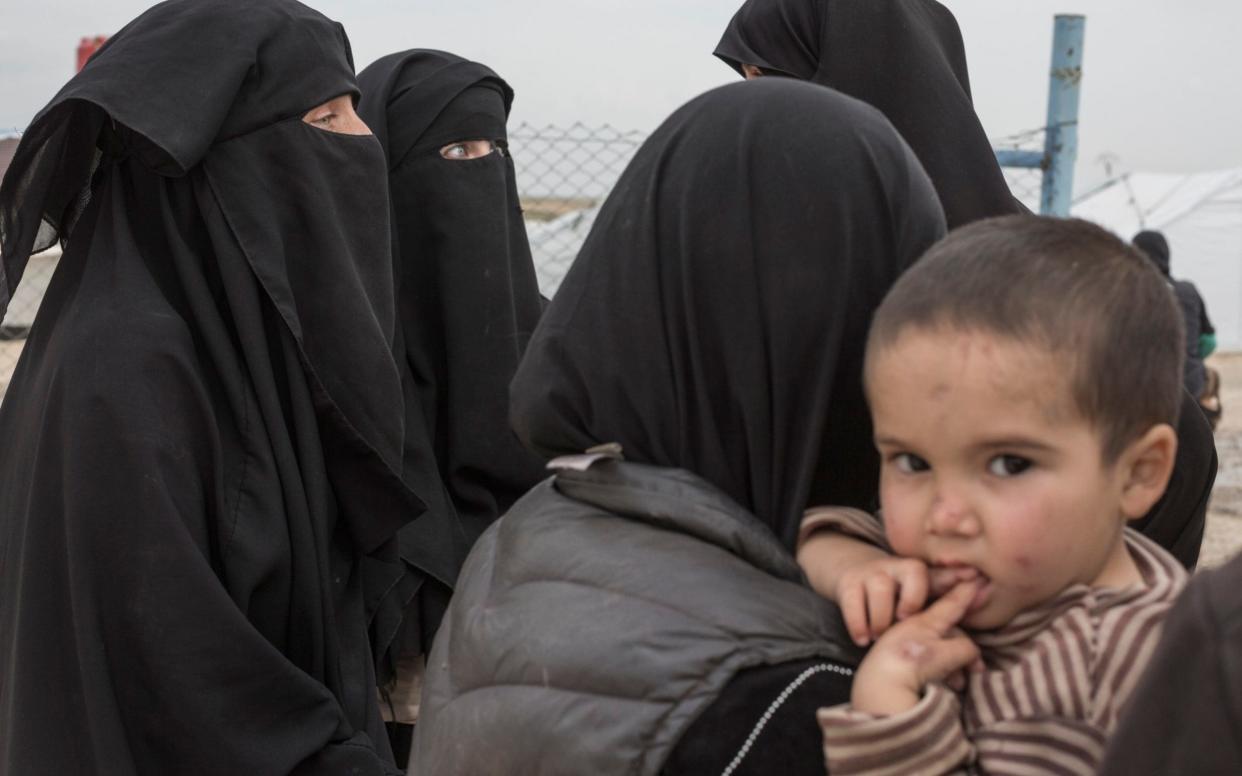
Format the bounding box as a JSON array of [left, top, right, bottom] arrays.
[[76, 36, 108, 72]]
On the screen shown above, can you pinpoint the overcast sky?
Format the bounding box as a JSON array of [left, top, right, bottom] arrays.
[[2, 0, 1238, 192]]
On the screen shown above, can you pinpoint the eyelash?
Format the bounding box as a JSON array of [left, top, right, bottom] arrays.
[[988, 455, 1032, 477], [886, 452, 1033, 477], [891, 453, 929, 474]]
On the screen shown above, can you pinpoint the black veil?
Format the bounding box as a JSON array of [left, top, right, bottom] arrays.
[[358, 50, 546, 660]]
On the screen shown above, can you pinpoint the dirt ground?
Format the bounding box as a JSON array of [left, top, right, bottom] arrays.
[[2, 338, 1241, 569], [0, 339, 21, 400], [1197, 352, 1242, 568]]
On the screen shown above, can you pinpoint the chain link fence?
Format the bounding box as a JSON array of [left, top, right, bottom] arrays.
[[0, 123, 1053, 398], [515, 123, 1051, 297], [992, 127, 1047, 213], [512, 122, 646, 297]]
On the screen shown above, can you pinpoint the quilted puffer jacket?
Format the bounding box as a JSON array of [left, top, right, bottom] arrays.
[[412, 457, 858, 775]]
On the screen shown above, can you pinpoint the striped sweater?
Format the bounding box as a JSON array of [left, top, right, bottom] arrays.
[[801, 507, 1187, 776]]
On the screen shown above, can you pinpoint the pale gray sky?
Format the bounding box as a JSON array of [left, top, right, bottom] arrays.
[[2, 0, 1239, 191]]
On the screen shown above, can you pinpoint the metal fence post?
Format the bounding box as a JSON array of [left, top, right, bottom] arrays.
[[1040, 14, 1085, 216]]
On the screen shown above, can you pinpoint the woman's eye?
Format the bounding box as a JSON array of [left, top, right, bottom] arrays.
[[893, 453, 929, 474], [439, 140, 497, 160], [988, 455, 1031, 477]]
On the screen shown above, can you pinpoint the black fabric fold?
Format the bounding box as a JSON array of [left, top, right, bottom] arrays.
[[510, 78, 946, 548]]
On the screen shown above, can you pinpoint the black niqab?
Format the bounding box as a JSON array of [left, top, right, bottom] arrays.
[[357, 50, 545, 660], [714, 0, 1021, 229], [510, 79, 946, 547], [0, 1, 419, 773]]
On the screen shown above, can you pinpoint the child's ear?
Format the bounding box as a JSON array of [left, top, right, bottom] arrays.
[[1118, 424, 1179, 521]]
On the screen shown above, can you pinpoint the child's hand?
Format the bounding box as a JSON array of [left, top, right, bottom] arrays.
[[837, 557, 979, 646], [848, 581, 984, 717]]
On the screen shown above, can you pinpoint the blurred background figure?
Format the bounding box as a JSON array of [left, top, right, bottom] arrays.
[[1134, 229, 1221, 429]]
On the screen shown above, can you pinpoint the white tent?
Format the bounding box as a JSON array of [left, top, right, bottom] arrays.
[[1073, 167, 1242, 348]]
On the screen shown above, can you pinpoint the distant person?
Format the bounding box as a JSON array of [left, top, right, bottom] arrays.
[[0, 1, 417, 772], [356, 49, 546, 763], [800, 217, 1188, 775], [413, 77, 947, 776], [1133, 229, 1221, 428], [714, 0, 1022, 229]]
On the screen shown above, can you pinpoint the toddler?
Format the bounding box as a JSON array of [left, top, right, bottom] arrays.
[[798, 216, 1190, 775]]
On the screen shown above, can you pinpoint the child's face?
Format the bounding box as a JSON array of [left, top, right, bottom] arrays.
[[867, 327, 1139, 631]]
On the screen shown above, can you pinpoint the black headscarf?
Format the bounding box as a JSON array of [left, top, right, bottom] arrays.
[[714, 0, 1021, 229], [1134, 229, 1172, 276], [0, 1, 419, 773], [510, 78, 946, 547], [357, 50, 546, 660]]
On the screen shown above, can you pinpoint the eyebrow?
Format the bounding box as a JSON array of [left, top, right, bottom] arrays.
[[873, 435, 1058, 454], [973, 438, 1058, 454]]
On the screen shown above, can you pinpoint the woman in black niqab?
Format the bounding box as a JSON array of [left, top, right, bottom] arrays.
[[356, 50, 545, 675], [0, 1, 420, 773], [714, 0, 1020, 230], [415, 78, 945, 774], [714, 0, 1216, 568]]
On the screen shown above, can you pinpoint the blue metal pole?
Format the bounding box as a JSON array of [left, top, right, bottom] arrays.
[[1040, 15, 1085, 216], [995, 149, 1045, 169]]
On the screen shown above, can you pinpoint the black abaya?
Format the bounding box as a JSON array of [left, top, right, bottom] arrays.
[[0, 1, 420, 773], [357, 50, 546, 662]]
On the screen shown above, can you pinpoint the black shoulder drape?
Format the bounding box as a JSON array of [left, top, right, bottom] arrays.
[[714, 0, 1021, 229], [357, 50, 546, 659], [510, 78, 946, 547], [0, 1, 421, 772]]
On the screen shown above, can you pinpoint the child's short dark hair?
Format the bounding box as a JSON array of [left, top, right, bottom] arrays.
[[866, 215, 1184, 462]]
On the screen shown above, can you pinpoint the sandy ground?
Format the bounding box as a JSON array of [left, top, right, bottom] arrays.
[[2, 331, 1241, 569], [1197, 352, 1242, 568], [0, 339, 22, 400]]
